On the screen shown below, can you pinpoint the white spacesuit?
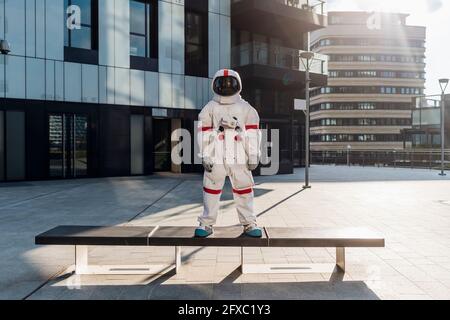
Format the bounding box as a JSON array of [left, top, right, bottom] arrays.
[[196, 69, 262, 238]]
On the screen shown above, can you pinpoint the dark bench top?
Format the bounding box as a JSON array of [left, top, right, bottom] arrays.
[[35, 226, 156, 246], [266, 227, 385, 248], [36, 226, 385, 248]]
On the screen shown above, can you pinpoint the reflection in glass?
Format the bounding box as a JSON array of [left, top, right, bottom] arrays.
[[130, 0, 152, 58], [64, 0, 93, 50], [74, 115, 88, 177], [48, 113, 88, 178], [153, 119, 171, 172], [130, 34, 146, 57], [186, 12, 204, 66], [49, 114, 64, 177], [70, 27, 92, 50]]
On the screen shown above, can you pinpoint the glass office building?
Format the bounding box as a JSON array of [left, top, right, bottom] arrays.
[[230, 0, 328, 173], [310, 12, 426, 153], [0, 0, 230, 181], [404, 95, 450, 149], [0, 0, 329, 181]]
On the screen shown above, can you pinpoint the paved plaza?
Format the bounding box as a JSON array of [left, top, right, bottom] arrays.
[[1, 166, 450, 300]]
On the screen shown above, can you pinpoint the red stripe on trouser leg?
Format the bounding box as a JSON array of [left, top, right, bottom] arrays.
[[233, 188, 253, 195], [224, 69, 229, 77], [204, 187, 222, 195]]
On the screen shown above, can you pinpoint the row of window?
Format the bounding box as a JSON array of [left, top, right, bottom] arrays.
[[312, 86, 423, 96], [328, 70, 425, 79], [412, 133, 442, 148], [312, 38, 425, 49], [328, 15, 405, 27], [64, 0, 208, 76], [329, 54, 425, 64], [251, 88, 299, 116], [311, 134, 403, 143], [311, 102, 412, 112], [311, 118, 411, 127]]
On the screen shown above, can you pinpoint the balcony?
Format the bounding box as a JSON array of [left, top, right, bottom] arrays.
[[231, 0, 327, 37], [232, 41, 328, 87]]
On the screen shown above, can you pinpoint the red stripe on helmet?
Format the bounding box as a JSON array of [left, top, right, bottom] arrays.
[[233, 188, 253, 195], [245, 125, 259, 130], [224, 69, 229, 77], [204, 187, 222, 195]]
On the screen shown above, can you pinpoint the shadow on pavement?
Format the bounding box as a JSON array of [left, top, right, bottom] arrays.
[[27, 267, 380, 300]]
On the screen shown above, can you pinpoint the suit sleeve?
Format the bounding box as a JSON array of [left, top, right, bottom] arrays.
[[197, 104, 217, 160], [244, 106, 262, 165]]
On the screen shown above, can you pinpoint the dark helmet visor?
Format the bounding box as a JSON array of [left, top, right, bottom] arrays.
[[213, 76, 241, 97]]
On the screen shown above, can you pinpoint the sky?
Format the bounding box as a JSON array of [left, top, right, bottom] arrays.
[[326, 0, 450, 95]]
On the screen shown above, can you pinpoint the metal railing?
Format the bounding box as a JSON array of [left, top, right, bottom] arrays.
[[232, 0, 327, 15], [311, 150, 450, 170], [277, 0, 326, 15], [231, 41, 328, 75]]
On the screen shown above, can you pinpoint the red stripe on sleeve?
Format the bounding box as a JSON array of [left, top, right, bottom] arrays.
[[201, 127, 213, 132]]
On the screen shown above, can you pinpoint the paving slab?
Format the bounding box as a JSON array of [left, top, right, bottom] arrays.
[[0, 166, 449, 300]]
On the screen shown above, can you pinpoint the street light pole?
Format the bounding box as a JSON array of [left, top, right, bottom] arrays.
[[347, 145, 352, 167], [304, 57, 311, 188], [439, 79, 449, 176], [300, 43, 315, 189]]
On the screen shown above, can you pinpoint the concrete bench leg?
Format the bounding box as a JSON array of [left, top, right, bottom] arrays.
[[241, 247, 347, 274], [175, 246, 182, 274], [74, 245, 177, 275], [336, 247, 345, 272], [75, 245, 89, 275]]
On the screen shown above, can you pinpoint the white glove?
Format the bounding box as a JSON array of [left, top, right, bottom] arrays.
[[220, 116, 240, 130], [203, 157, 214, 173], [247, 162, 259, 171]]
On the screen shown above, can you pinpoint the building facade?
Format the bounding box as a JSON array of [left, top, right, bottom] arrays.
[[0, 0, 231, 182], [405, 95, 450, 149], [310, 11, 426, 153], [231, 0, 328, 173]]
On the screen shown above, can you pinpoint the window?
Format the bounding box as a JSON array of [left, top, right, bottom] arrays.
[[129, 0, 158, 70], [130, 1, 149, 57], [312, 86, 423, 96], [330, 16, 343, 25], [185, 0, 208, 77], [64, 0, 98, 64], [64, 0, 96, 50]]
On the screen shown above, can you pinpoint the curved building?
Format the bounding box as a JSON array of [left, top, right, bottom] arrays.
[[310, 11, 426, 152]]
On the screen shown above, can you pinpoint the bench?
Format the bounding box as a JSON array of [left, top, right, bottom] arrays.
[[35, 226, 385, 275]]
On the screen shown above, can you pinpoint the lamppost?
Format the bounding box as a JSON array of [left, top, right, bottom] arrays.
[[347, 145, 352, 167], [300, 50, 315, 189], [439, 78, 449, 176]]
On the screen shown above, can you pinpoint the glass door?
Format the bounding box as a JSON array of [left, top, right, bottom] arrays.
[[153, 119, 171, 172], [48, 113, 88, 178], [49, 114, 64, 177], [73, 115, 88, 177]]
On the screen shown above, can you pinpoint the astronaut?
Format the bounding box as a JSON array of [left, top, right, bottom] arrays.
[[195, 69, 262, 238]]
